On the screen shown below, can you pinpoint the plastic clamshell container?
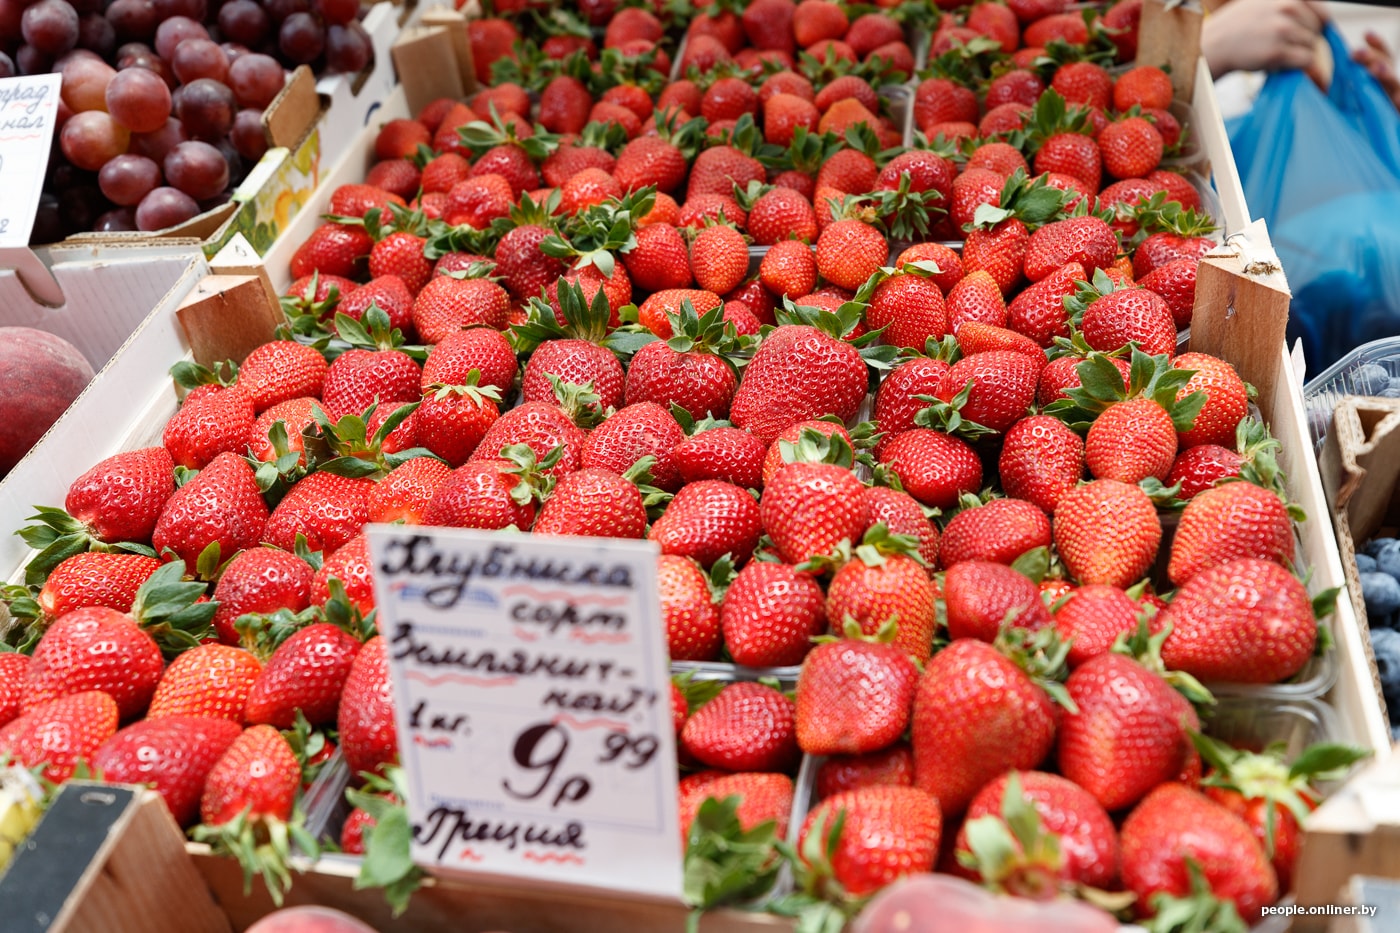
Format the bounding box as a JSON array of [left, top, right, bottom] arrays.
[[1301, 335, 1400, 448], [1160, 99, 1208, 172]]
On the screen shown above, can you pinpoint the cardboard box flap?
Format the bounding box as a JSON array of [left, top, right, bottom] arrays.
[[1322, 397, 1400, 545], [1136, 0, 1204, 100], [175, 274, 284, 367], [265, 65, 323, 150]]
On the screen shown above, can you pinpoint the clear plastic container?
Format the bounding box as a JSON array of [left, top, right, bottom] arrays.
[[878, 83, 914, 149], [1301, 335, 1400, 448], [747, 244, 769, 277], [1161, 99, 1208, 172], [299, 749, 353, 852], [670, 659, 802, 683]]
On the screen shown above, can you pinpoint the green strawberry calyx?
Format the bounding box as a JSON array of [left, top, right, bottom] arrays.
[[662, 301, 759, 368], [960, 772, 1061, 897], [515, 279, 656, 361], [189, 801, 320, 909], [761, 126, 846, 176], [1111, 618, 1216, 709], [1145, 858, 1248, 933], [1133, 191, 1218, 241], [245, 418, 314, 507], [775, 297, 901, 370], [278, 271, 345, 321], [966, 169, 1075, 233], [1192, 732, 1369, 858], [994, 624, 1077, 713], [15, 506, 159, 589], [913, 380, 997, 441], [1046, 343, 1206, 435], [344, 765, 425, 916], [772, 806, 865, 929], [682, 795, 784, 933], [117, 559, 216, 656], [851, 522, 928, 569], [456, 103, 560, 162], [544, 188, 656, 278], [303, 402, 438, 481], [496, 443, 563, 507], [919, 33, 1004, 86], [1023, 88, 1095, 150]]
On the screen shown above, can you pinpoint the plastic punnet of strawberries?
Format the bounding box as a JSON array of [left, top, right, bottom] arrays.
[[0, 0, 1372, 927]]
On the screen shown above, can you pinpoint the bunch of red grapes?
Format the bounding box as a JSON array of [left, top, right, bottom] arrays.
[[0, 0, 373, 240]]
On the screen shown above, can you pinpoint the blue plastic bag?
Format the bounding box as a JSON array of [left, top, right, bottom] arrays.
[[1227, 25, 1400, 370]]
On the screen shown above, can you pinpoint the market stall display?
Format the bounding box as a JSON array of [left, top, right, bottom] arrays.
[[0, 0, 1396, 930]]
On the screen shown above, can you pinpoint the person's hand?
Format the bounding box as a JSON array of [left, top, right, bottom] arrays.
[[1202, 0, 1327, 79], [1353, 30, 1400, 109]]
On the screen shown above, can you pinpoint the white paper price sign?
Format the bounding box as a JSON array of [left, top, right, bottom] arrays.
[[366, 527, 683, 899], [0, 74, 61, 248]]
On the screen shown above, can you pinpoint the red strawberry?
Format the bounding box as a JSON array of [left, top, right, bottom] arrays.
[[614, 134, 690, 195], [1051, 61, 1113, 110], [687, 143, 765, 201], [1053, 479, 1161, 589], [0, 654, 29, 728], [1007, 261, 1084, 347], [411, 275, 512, 344], [815, 744, 914, 800], [758, 239, 818, 299], [1100, 116, 1164, 179], [730, 322, 872, 444], [1035, 133, 1101, 193], [263, 472, 374, 556], [681, 681, 799, 772], [38, 552, 162, 620], [625, 223, 693, 292], [796, 623, 920, 755], [471, 401, 588, 478], [866, 270, 947, 350], [678, 772, 794, 843], [658, 555, 722, 661], [944, 561, 1053, 642], [721, 560, 827, 667], [933, 350, 1043, 433], [1120, 784, 1277, 923], [416, 379, 502, 467], [313, 535, 375, 614], [940, 498, 1051, 567], [815, 219, 889, 291], [152, 453, 270, 567], [163, 386, 256, 470], [999, 415, 1086, 514], [199, 723, 301, 825], [878, 429, 983, 509], [863, 486, 940, 570], [649, 480, 763, 568], [911, 638, 1058, 817], [1173, 352, 1247, 449], [368, 457, 454, 525], [762, 459, 868, 565], [421, 328, 518, 393], [237, 341, 328, 415], [329, 184, 405, 219], [0, 691, 119, 782], [985, 70, 1046, 109], [1133, 230, 1213, 279], [914, 77, 979, 132], [873, 358, 952, 451], [534, 468, 648, 539], [92, 716, 243, 825], [797, 786, 942, 896], [817, 148, 878, 194], [748, 187, 819, 246], [637, 289, 725, 339], [496, 220, 568, 304], [64, 446, 175, 545], [420, 152, 471, 193], [826, 534, 937, 659], [579, 401, 685, 490], [672, 427, 766, 489], [1058, 652, 1200, 811], [1023, 216, 1117, 282], [955, 322, 1043, 359], [210, 548, 312, 646], [1080, 286, 1176, 358], [425, 457, 546, 531], [1138, 257, 1198, 328], [963, 218, 1029, 295], [243, 622, 360, 728], [338, 636, 397, 776], [521, 340, 625, 412], [1114, 66, 1174, 111], [1085, 398, 1178, 484], [1168, 482, 1294, 586], [321, 347, 422, 421], [1053, 584, 1146, 668], [289, 223, 372, 281], [1167, 444, 1245, 501], [147, 644, 261, 721]]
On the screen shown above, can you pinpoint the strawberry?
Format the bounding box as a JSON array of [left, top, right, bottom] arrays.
[[963, 218, 1029, 296], [1139, 257, 1198, 329], [375, 118, 431, 160], [955, 770, 1120, 892], [263, 471, 374, 555], [762, 455, 869, 564], [0, 691, 119, 782], [999, 415, 1086, 514], [1023, 217, 1117, 283], [1133, 229, 1213, 279], [690, 223, 750, 296], [538, 75, 592, 136], [985, 70, 1046, 109], [416, 379, 503, 467], [763, 92, 819, 146], [535, 468, 648, 539], [320, 334, 422, 422], [760, 421, 853, 487], [678, 772, 794, 843], [624, 223, 693, 292], [467, 19, 519, 83], [944, 561, 1053, 642], [288, 223, 372, 281], [198, 723, 301, 829], [411, 271, 513, 343], [243, 622, 361, 728], [796, 620, 919, 756], [210, 548, 313, 645], [911, 636, 1061, 817], [152, 453, 270, 567], [758, 239, 818, 298], [1120, 784, 1277, 924], [673, 427, 766, 489], [1159, 558, 1317, 684], [955, 322, 1043, 359], [425, 451, 549, 531], [368, 457, 454, 524], [878, 429, 983, 509], [147, 644, 261, 721], [940, 498, 1052, 567], [747, 186, 819, 246], [682, 681, 799, 772], [930, 349, 1043, 434], [340, 808, 374, 855], [0, 654, 28, 727], [92, 716, 243, 825], [236, 341, 328, 415], [336, 275, 416, 338], [796, 785, 943, 896], [421, 328, 519, 393], [866, 269, 948, 350], [1005, 260, 1084, 347], [471, 401, 587, 478], [979, 102, 1031, 136], [648, 480, 763, 568], [1075, 281, 1176, 358], [816, 148, 878, 194], [163, 386, 256, 470], [688, 140, 765, 201], [1054, 584, 1147, 668], [559, 168, 622, 215], [702, 76, 759, 124], [637, 289, 725, 338], [658, 555, 722, 661], [1173, 352, 1247, 449], [614, 134, 691, 196], [863, 486, 940, 570], [1147, 169, 1202, 210], [37, 552, 162, 620], [313, 535, 375, 614], [1100, 116, 1163, 179], [1086, 399, 1179, 483], [815, 218, 888, 291], [721, 560, 827, 667], [1168, 482, 1295, 586], [950, 168, 1006, 231], [338, 636, 397, 776], [1167, 444, 1245, 501], [62, 446, 175, 545], [1053, 479, 1161, 589], [1114, 65, 1174, 112], [329, 184, 405, 219], [815, 744, 914, 799], [495, 199, 568, 303], [914, 78, 979, 133], [826, 528, 938, 659], [874, 358, 952, 452], [580, 401, 685, 490], [1059, 649, 1201, 812], [626, 305, 745, 420], [1024, 12, 1089, 46]]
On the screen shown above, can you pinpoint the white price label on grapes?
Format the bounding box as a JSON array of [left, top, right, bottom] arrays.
[[0, 74, 60, 249], [366, 527, 683, 899]]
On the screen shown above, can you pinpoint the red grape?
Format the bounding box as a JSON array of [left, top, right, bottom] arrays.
[[135, 186, 200, 230], [230, 108, 268, 161], [316, 0, 357, 27], [94, 207, 138, 232], [171, 37, 228, 83], [60, 111, 130, 170], [98, 153, 161, 205], [105, 65, 171, 132], [0, 0, 23, 41], [70, 0, 103, 14], [16, 45, 54, 75], [124, 52, 178, 88], [217, 0, 268, 46], [116, 41, 153, 64], [278, 11, 323, 64], [60, 55, 115, 112], [129, 117, 186, 162], [31, 194, 64, 244], [77, 13, 115, 55], [59, 184, 105, 234], [163, 139, 228, 200], [221, 42, 250, 61], [153, 0, 205, 20], [325, 21, 370, 74], [0, 52, 14, 79], [105, 0, 157, 41], [227, 52, 284, 109], [263, 0, 310, 25], [54, 48, 101, 69], [153, 15, 206, 60], [22, 0, 79, 56], [175, 77, 235, 140]]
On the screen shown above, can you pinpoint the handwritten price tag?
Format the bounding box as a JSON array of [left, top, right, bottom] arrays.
[[0, 74, 60, 249], [366, 528, 683, 899]]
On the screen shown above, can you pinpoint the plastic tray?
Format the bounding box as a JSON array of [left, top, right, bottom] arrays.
[[1301, 335, 1400, 449]]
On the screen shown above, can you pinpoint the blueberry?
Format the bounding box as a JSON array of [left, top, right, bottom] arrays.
[[1365, 536, 1400, 558], [1382, 377, 1400, 399], [1377, 543, 1400, 581], [1358, 554, 1379, 573], [1371, 628, 1400, 700], [1354, 362, 1391, 395], [1363, 572, 1400, 621], [1391, 722, 1400, 742]]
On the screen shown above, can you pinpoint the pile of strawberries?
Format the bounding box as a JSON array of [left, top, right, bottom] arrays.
[[0, 0, 1368, 927]]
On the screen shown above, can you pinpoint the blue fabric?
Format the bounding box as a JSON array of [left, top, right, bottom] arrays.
[[1226, 25, 1400, 369]]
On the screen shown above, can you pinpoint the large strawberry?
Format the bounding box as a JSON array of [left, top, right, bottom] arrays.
[[720, 560, 827, 667], [1068, 272, 1176, 359], [147, 644, 262, 721], [262, 470, 375, 556], [944, 559, 1055, 644], [815, 744, 915, 800], [425, 446, 552, 530], [162, 384, 256, 470], [92, 716, 243, 825], [319, 309, 422, 421], [471, 401, 589, 479], [580, 402, 686, 491], [1158, 558, 1318, 684], [243, 622, 361, 728], [863, 485, 940, 570], [873, 357, 953, 454], [940, 498, 1051, 567], [36, 552, 162, 620], [762, 447, 869, 564], [514, 283, 631, 412], [415, 377, 502, 468], [796, 619, 920, 755], [1053, 479, 1162, 589], [1022, 215, 1117, 282], [61, 446, 175, 545], [534, 467, 648, 539], [1053, 584, 1148, 668], [659, 555, 724, 662], [795, 785, 943, 897], [1172, 352, 1248, 449], [876, 429, 982, 509], [0, 691, 119, 782], [825, 525, 937, 659], [678, 771, 794, 844], [421, 328, 519, 393], [338, 635, 398, 777], [864, 265, 947, 350], [681, 681, 799, 772], [0, 654, 28, 727], [649, 479, 762, 568], [1167, 481, 1296, 586], [998, 415, 1086, 515], [925, 349, 1043, 435], [368, 457, 454, 525], [236, 341, 329, 414], [673, 425, 767, 490]]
